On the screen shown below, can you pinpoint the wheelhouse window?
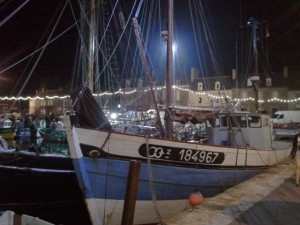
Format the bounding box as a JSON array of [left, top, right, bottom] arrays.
[[206, 116, 226, 127], [220, 116, 227, 127], [230, 116, 247, 127]]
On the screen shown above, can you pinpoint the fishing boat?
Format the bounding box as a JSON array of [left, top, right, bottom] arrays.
[[0, 116, 16, 139], [0, 136, 90, 225], [14, 127, 32, 140], [64, 1, 292, 224], [65, 87, 292, 225], [0, 2, 91, 225]]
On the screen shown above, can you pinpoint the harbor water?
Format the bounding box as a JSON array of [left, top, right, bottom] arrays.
[[1, 137, 92, 225]]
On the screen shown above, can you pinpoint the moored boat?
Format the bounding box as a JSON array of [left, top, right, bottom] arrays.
[[65, 87, 292, 225], [0, 136, 90, 225], [0, 116, 16, 139], [0, 211, 55, 225], [64, 1, 293, 224], [14, 127, 32, 140]]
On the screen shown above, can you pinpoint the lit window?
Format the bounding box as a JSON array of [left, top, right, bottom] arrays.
[[215, 81, 220, 90], [197, 82, 203, 91]]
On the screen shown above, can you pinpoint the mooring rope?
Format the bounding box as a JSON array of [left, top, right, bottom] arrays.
[[98, 130, 112, 225], [99, 131, 111, 151], [145, 134, 167, 225]]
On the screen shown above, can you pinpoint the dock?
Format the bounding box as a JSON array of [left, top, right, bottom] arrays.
[[163, 160, 300, 225]]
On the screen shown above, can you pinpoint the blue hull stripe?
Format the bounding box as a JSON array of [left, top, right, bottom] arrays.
[[73, 157, 263, 201]]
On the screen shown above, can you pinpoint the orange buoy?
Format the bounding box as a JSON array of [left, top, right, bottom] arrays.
[[188, 189, 204, 207]]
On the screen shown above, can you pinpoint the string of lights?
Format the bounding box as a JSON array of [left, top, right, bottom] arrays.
[[0, 86, 298, 103]]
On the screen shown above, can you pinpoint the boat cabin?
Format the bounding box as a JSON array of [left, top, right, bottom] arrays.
[[0, 117, 12, 129], [205, 112, 272, 149]]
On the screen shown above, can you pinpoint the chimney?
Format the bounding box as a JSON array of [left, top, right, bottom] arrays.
[[191, 67, 199, 82]]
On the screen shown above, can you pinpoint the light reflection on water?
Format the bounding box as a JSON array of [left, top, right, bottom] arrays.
[[6, 138, 69, 155]]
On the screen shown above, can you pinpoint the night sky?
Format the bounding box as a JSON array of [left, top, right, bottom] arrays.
[[0, 0, 78, 96], [0, 0, 299, 96]]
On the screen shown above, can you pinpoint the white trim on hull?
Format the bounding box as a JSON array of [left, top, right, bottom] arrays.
[[0, 164, 74, 173], [75, 127, 292, 167]]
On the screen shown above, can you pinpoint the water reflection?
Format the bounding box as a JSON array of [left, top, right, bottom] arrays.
[[6, 138, 69, 155]]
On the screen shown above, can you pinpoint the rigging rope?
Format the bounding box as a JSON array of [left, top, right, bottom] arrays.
[[145, 134, 167, 225], [94, 0, 139, 85], [0, 0, 30, 28], [0, 7, 77, 76], [134, 0, 144, 18], [9, 1, 69, 109]]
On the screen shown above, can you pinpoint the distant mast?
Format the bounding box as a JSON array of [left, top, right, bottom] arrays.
[[87, 0, 95, 93], [165, 0, 174, 139], [248, 17, 259, 111]]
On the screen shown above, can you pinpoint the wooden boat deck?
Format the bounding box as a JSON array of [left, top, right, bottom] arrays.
[[164, 160, 300, 225]]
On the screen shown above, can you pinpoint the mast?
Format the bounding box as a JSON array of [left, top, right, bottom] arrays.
[[87, 0, 95, 93], [165, 0, 174, 139], [132, 18, 165, 138], [248, 17, 259, 111]]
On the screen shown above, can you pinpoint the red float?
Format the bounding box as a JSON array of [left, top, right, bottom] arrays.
[[188, 189, 204, 207]]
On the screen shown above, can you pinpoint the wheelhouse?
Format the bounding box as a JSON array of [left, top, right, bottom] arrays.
[[205, 112, 272, 148]]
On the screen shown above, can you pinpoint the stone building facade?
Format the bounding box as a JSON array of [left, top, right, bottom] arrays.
[[29, 87, 72, 116], [27, 67, 300, 116]]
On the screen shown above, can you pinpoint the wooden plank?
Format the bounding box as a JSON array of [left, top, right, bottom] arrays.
[[121, 160, 141, 225]]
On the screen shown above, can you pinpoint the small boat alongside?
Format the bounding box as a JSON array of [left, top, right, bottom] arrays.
[[0, 211, 55, 225], [14, 127, 32, 140], [0, 136, 90, 225]]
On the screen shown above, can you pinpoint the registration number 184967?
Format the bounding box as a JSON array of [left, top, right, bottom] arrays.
[[138, 144, 225, 164]]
